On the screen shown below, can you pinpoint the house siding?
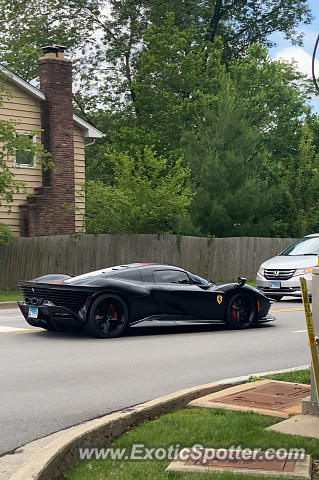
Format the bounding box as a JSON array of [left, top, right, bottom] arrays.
[[74, 125, 85, 233], [0, 82, 43, 235], [0, 81, 86, 236]]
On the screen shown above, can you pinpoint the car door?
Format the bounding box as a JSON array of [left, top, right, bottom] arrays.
[[152, 269, 222, 319]]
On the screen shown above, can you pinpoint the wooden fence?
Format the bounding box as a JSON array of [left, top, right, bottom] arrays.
[[0, 234, 297, 289]]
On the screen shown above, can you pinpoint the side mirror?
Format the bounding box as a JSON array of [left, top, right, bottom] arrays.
[[238, 277, 247, 287]]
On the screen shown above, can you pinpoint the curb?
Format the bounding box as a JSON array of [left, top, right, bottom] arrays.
[[0, 301, 18, 310], [9, 365, 310, 480]]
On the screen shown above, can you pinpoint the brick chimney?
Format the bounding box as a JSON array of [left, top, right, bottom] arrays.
[[20, 45, 75, 236]]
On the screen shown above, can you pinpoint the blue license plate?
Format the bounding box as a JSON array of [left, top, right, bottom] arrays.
[[269, 281, 280, 289], [28, 307, 38, 319]]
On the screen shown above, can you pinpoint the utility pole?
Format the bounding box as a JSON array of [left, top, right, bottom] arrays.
[[306, 268, 319, 405]]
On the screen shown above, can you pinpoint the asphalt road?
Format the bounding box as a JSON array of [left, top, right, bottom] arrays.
[[0, 299, 310, 456]]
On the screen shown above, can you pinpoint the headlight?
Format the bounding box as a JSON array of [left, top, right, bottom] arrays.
[[293, 267, 313, 276], [258, 267, 265, 276]]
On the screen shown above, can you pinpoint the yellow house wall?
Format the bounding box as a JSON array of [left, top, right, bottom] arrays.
[[0, 81, 86, 235], [74, 125, 86, 233], [0, 82, 43, 235]]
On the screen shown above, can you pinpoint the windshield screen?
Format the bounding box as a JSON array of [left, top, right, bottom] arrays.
[[281, 237, 319, 256], [189, 273, 211, 285]]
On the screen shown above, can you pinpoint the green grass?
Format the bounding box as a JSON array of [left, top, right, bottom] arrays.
[[64, 409, 318, 480], [0, 289, 22, 302], [65, 369, 313, 480], [264, 368, 311, 385], [247, 369, 311, 385]]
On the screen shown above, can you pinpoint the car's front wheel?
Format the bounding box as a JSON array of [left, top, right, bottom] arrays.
[[85, 294, 129, 338], [225, 292, 257, 329]]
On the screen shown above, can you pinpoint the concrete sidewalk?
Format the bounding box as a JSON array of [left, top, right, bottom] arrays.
[[167, 379, 317, 479], [267, 414, 319, 439]]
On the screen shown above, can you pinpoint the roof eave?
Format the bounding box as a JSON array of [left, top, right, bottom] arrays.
[[73, 114, 104, 139], [0, 64, 104, 139], [0, 64, 45, 101]]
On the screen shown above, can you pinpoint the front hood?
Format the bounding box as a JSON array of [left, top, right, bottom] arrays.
[[261, 255, 318, 269]]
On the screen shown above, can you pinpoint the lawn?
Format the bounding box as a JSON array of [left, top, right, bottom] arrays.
[[64, 369, 314, 480], [0, 289, 22, 302], [264, 368, 311, 385]]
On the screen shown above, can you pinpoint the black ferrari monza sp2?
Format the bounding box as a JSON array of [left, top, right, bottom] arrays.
[[18, 263, 275, 338]]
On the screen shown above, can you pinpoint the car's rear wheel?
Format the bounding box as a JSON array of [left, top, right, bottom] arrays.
[[85, 294, 129, 338], [225, 292, 257, 329]]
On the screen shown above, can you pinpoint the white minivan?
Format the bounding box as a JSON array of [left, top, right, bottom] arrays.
[[256, 234, 319, 300]]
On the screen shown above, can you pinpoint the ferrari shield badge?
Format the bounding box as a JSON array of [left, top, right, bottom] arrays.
[[217, 295, 223, 305]]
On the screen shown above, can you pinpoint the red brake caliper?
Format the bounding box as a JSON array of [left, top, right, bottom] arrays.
[[231, 301, 237, 320], [109, 303, 118, 320]]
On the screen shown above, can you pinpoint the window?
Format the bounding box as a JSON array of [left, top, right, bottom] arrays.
[[280, 237, 319, 256], [188, 273, 211, 285], [113, 269, 142, 282], [14, 133, 36, 168], [154, 270, 190, 284]]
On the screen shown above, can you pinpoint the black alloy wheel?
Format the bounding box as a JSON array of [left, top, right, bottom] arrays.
[[85, 294, 129, 338], [225, 292, 256, 329]]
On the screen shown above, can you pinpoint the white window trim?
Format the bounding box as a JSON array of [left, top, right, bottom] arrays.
[[13, 132, 37, 168]]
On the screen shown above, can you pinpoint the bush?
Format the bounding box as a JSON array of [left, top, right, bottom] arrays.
[[0, 223, 13, 245]]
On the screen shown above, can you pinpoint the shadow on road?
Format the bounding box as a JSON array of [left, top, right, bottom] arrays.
[[276, 297, 303, 304], [24, 320, 274, 342]]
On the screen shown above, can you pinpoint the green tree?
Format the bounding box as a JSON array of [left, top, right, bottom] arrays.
[[228, 44, 311, 160], [129, 15, 224, 153], [85, 147, 192, 234], [0, 0, 311, 87], [0, 1, 316, 240], [146, 1, 312, 57], [71, 0, 313, 117], [203, 0, 312, 57], [227, 44, 314, 237], [183, 78, 276, 237], [0, 223, 13, 245], [84, 29, 316, 238], [0, 0, 97, 80], [84, 15, 226, 183], [284, 124, 319, 236]]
